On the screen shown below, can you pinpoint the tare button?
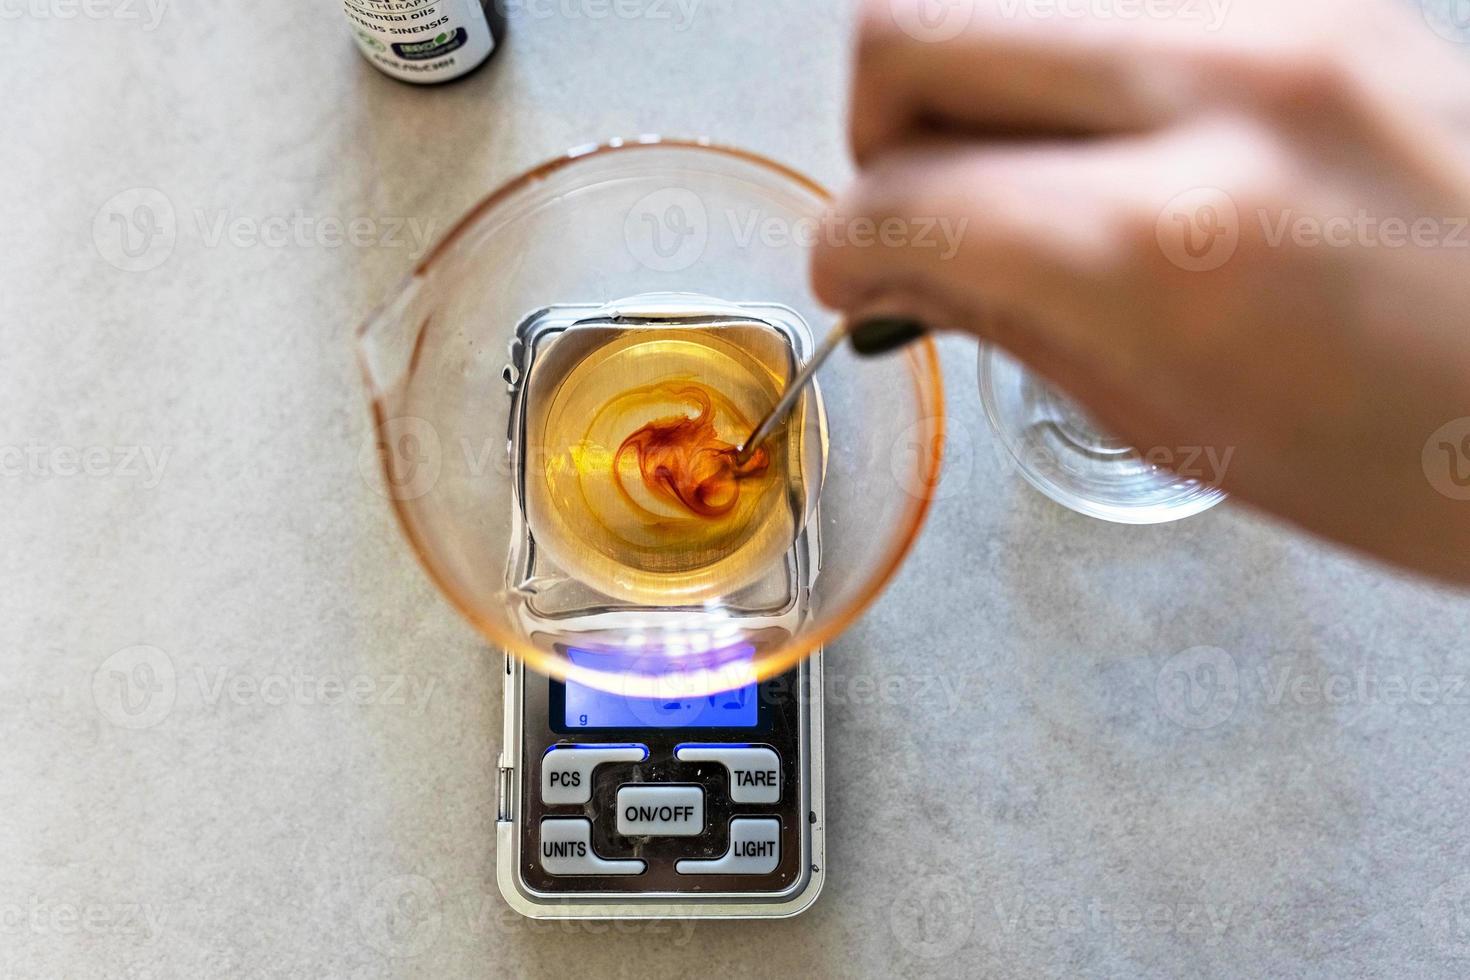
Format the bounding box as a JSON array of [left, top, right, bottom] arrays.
[[675, 744, 781, 804], [615, 784, 704, 836], [541, 744, 647, 805], [676, 818, 781, 875]]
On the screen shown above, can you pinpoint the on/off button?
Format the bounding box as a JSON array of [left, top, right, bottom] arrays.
[[615, 784, 704, 837]]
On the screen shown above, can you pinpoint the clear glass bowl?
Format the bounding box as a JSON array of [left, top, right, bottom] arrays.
[[357, 137, 944, 697], [978, 344, 1226, 524]]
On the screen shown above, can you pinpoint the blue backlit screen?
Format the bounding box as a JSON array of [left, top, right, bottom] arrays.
[[560, 647, 759, 729]]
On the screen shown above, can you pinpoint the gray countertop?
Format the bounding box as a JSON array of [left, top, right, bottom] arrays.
[[7, 1, 1470, 977]]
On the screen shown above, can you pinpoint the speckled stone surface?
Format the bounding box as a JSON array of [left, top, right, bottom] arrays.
[[7, 1, 1470, 977]]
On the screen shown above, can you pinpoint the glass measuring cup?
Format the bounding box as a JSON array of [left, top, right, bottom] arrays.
[[356, 138, 945, 698]]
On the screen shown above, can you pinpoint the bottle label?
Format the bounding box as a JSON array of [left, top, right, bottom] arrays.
[[344, 0, 495, 83]]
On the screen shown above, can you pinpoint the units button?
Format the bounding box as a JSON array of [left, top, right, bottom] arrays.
[[541, 744, 647, 805], [675, 744, 781, 804], [676, 818, 781, 875], [615, 784, 704, 837], [539, 819, 644, 876]]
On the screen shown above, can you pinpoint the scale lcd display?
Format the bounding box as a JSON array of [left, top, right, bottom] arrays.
[[559, 646, 760, 730]]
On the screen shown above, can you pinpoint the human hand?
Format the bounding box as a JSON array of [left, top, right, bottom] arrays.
[[814, 0, 1470, 583]]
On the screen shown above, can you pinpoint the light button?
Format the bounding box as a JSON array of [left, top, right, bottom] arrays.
[[542, 744, 647, 805], [676, 818, 781, 875], [615, 784, 704, 836], [539, 819, 644, 876], [675, 744, 781, 804]]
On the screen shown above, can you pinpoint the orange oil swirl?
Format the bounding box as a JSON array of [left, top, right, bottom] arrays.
[[612, 384, 770, 519]]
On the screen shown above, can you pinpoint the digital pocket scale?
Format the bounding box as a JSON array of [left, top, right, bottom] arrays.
[[494, 296, 826, 919]]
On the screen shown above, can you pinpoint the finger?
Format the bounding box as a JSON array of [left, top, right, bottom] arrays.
[[851, 0, 1206, 164], [810, 138, 1149, 377]]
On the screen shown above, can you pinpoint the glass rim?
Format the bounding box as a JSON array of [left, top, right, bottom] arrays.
[[976, 343, 1225, 526], [355, 135, 947, 696]]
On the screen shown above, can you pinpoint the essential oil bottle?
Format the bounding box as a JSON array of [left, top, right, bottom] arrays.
[[343, 0, 505, 85]]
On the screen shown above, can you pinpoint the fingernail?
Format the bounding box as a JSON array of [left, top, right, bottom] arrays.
[[848, 317, 928, 356]]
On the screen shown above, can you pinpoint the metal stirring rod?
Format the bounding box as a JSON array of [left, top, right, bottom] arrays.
[[734, 317, 926, 465]]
